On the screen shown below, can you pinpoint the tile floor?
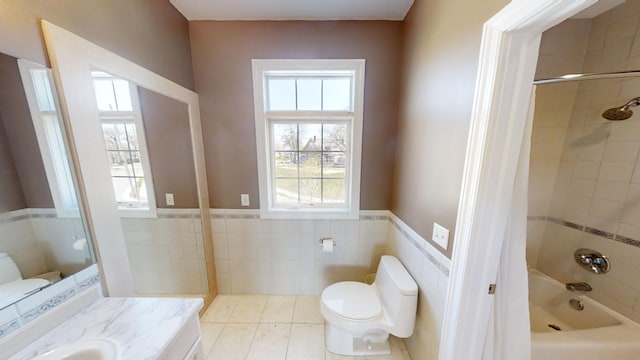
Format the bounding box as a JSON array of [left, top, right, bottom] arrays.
[[199, 295, 411, 360]]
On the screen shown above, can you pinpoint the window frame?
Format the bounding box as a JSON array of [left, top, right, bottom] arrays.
[[93, 72, 157, 218], [18, 59, 81, 218], [252, 59, 365, 219]]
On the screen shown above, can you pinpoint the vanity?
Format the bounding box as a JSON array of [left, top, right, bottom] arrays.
[[8, 296, 204, 360]]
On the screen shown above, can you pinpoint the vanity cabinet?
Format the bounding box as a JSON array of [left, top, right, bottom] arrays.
[[8, 297, 204, 360]]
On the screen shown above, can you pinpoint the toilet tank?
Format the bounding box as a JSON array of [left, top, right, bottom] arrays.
[[0, 253, 23, 284], [374, 255, 418, 337]]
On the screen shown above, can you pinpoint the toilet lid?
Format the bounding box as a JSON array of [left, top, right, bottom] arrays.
[[322, 281, 382, 321]]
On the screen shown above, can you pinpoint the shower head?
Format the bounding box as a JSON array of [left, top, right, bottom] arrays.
[[602, 97, 640, 121]]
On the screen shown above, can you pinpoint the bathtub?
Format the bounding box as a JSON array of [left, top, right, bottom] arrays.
[[529, 269, 640, 360]]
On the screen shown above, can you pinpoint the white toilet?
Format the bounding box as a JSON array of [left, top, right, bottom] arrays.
[[320, 255, 418, 356], [0, 253, 57, 308]]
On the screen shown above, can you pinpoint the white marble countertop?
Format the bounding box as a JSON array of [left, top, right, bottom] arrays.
[[9, 297, 203, 360]]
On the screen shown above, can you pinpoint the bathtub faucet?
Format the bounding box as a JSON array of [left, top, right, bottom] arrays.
[[565, 282, 592, 292]]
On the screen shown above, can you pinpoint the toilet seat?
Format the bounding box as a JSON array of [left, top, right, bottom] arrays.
[[321, 281, 382, 321]]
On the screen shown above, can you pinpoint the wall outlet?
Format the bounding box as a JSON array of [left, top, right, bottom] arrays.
[[241, 194, 250, 207], [432, 222, 449, 250], [165, 193, 175, 206]]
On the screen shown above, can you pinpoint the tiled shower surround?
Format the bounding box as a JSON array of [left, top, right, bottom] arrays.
[[530, 1, 640, 324]]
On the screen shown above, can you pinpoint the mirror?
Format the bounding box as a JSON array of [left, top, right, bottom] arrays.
[[42, 21, 216, 306], [0, 52, 94, 309], [90, 70, 206, 295]]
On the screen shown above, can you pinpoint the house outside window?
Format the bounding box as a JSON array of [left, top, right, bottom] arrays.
[[252, 59, 365, 219]]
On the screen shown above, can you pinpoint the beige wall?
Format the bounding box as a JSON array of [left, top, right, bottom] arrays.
[[0, 52, 53, 210], [391, 0, 509, 258], [139, 88, 198, 209], [0, 0, 193, 90], [0, 1, 194, 211], [189, 21, 403, 209]]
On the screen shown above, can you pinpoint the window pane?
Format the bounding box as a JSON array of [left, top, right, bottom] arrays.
[[299, 179, 321, 203], [112, 177, 139, 204], [30, 69, 56, 112], [275, 178, 298, 203], [299, 124, 321, 151], [94, 79, 118, 111], [299, 153, 321, 178], [323, 179, 346, 203], [322, 77, 352, 111], [108, 151, 135, 177], [274, 152, 298, 177], [113, 79, 133, 111], [135, 177, 148, 203], [273, 123, 298, 150], [267, 78, 296, 110], [125, 123, 139, 150], [323, 123, 347, 151], [323, 152, 346, 178], [296, 78, 321, 110], [102, 123, 132, 150], [130, 151, 144, 177]]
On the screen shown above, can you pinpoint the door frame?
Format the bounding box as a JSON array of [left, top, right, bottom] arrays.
[[439, 1, 598, 358]]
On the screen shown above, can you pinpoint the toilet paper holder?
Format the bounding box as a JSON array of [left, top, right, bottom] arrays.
[[319, 237, 337, 247]]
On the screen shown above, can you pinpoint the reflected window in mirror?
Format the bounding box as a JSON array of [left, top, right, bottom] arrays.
[[18, 60, 79, 218], [91, 71, 157, 217]]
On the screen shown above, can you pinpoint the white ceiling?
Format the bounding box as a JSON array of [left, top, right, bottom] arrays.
[[169, 0, 414, 21]]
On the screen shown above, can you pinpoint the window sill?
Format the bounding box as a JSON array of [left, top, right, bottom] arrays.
[[260, 207, 359, 220], [117, 208, 157, 219]]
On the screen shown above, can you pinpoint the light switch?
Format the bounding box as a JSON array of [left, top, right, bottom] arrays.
[[241, 194, 250, 207], [432, 222, 449, 250], [165, 193, 175, 206]]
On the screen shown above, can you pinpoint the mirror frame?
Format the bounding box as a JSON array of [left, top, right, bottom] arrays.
[[41, 21, 216, 308]]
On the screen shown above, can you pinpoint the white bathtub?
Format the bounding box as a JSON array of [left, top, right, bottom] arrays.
[[529, 270, 640, 360]]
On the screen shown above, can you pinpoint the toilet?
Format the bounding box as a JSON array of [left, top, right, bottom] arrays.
[[0, 253, 54, 308], [0, 253, 23, 284], [320, 255, 418, 356]]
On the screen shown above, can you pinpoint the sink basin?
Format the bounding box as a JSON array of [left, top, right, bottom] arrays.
[[33, 338, 117, 360]]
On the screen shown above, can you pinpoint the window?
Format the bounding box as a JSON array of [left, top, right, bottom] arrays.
[[18, 60, 80, 218], [91, 71, 156, 216], [252, 59, 365, 219]]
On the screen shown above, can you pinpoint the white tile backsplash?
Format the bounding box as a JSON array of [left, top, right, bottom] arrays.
[[211, 210, 392, 295], [122, 209, 207, 295], [0, 265, 100, 341]]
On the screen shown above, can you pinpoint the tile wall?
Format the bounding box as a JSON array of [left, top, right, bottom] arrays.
[[121, 208, 208, 295], [0, 264, 100, 340], [528, 20, 591, 267], [209, 209, 451, 360], [0, 209, 88, 278], [210, 209, 389, 295], [532, 1, 640, 322], [387, 214, 450, 360]]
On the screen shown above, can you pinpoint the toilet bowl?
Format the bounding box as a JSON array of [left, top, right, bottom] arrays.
[[0, 253, 52, 308], [320, 255, 418, 356]]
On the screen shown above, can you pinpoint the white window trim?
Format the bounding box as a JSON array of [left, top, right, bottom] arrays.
[[95, 79, 157, 218], [18, 59, 81, 218], [252, 59, 365, 220]]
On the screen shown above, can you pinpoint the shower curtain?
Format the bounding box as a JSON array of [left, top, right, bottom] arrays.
[[482, 88, 535, 360]]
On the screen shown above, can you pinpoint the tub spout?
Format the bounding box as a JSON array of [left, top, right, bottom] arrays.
[[566, 282, 592, 292]]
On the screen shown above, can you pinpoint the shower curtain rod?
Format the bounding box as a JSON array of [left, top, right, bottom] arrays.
[[533, 69, 640, 84]]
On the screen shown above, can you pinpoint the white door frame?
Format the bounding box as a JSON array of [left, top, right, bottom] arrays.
[[439, 0, 597, 359]]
